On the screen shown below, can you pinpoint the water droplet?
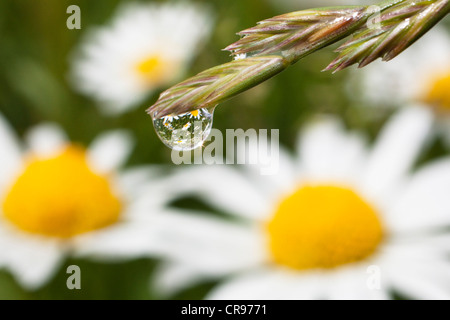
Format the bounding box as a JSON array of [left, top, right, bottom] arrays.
[[234, 53, 247, 60], [152, 107, 214, 151]]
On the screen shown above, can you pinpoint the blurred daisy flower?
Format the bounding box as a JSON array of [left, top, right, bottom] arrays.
[[268, 0, 372, 11], [70, 2, 213, 115], [0, 114, 177, 289], [154, 106, 450, 299], [355, 27, 450, 146]]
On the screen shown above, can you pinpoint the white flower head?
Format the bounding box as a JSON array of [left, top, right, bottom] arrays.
[[70, 2, 213, 115], [0, 114, 179, 290], [152, 105, 450, 299], [354, 27, 450, 145]]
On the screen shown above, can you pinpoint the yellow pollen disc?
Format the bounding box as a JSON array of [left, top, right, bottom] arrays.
[[3, 146, 122, 238], [190, 110, 199, 117], [135, 55, 174, 85], [267, 185, 384, 271], [423, 72, 450, 112]]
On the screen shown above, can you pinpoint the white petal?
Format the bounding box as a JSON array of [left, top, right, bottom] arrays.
[[122, 182, 183, 220], [116, 166, 162, 191], [0, 224, 64, 290], [391, 275, 450, 300], [243, 145, 311, 205], [207, 269, 324, 300], [72, 218, 166, 259], [25, 124, 67, 158], [385, 158, 450, 233], [233, 130, 298, 198], [87, 130, 133, 173], [70, 2, 213, 113], [325, 265, 389, 300], [166, 166, 271, 221], [412, 233, 450, 252], [361, 105, 433, 205], [380, 239, 449, 264], [0, 114, 23, 193], [150, 210, 267, 276], [356, 27, 450, 106], [380, 240, 450, 299], [296, 117, 367, 185]]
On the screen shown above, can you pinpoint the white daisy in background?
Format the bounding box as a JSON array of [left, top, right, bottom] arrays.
[[268, 0, 372, 12], [70, 2, 213, 115], [152, 105, 450, 299], [0, 113, 180, 290], [354, 26, 450, 146]]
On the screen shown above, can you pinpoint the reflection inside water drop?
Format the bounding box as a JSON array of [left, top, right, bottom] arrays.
[[152, 108, 214, 151]]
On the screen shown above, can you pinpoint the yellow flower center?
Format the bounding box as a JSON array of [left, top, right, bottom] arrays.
[[135, 54, 176, 85], [423, 71, 450, 112], [267, 185, 384, 270], [2, 146, 122, 238]]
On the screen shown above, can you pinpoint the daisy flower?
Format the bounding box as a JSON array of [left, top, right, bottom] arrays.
[[355, 27, 450, 146], [0, 114, 178, 290], [70, 2, 213, 115], [152, 105, 450, 299], [268, 0, 372, 11]]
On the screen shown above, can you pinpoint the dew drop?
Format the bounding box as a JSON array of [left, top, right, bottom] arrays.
[[152, 107, 215, 151]]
